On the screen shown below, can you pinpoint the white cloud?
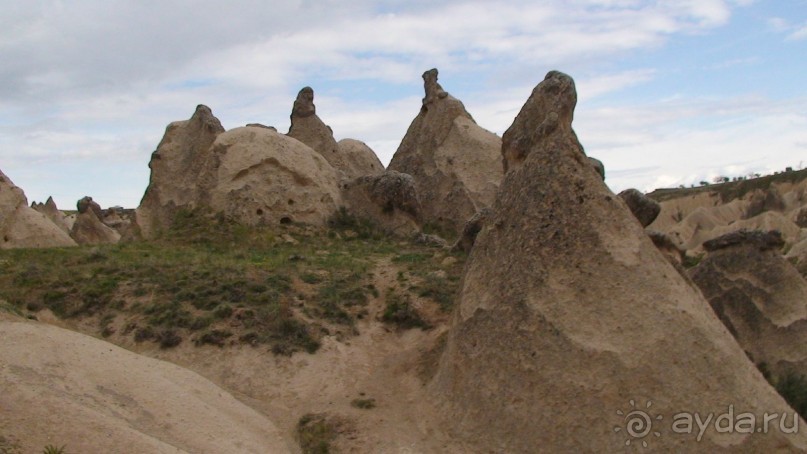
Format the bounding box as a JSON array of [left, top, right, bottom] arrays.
[[789, 23, 807, 40], [2, 0, 799, 208]]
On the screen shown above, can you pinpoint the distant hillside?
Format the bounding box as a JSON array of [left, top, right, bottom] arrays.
[[648, 168, 807, 203]]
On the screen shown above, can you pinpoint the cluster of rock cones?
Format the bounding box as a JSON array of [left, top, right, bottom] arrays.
[[3, 68, 807, 451]]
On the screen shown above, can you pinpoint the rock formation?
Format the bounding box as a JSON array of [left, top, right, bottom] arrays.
[[204, 127, 341, 227], [430, 71, 807, 452], [689, 230, 807, 380], [795, 207, 807, 228], [136, 106, 343, 237], [745, 187, 785, 219], [288, 87, 383, 180], [588, 156, 605, 180], [136, 105, 225, 238], [0, 317, 291, 453], [647, 230, 684, 267], [618, 188, 661, 227], [341, 170, 421, 235], [451, 208, 492, 253], [787, 238, 807, 278], [336, 138, 384, 179], [388, 69, 502, 234], [647, 173, 807, 255], [77, 196, 103, 218], [31, 196, 71, 234], [1, 169, 76, 249], [70, 196, 121, 245]]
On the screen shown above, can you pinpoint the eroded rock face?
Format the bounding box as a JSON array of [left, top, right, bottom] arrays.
[[619, 188, 661, 227], [77, 196, 103, 218], [136, 105, 225, 238], [70, 200, 121, 246], [745, 187, 786, 219], [648, 230, 684, 267], [795, 207, 807, 228], [31, 196, 71, 234], [1, 170, 76, 249], [387, 69, 502, 234], [690, 229, 807, 380], [430, 71, 807, 452], [288, 87, 383, 180], [341, 170, 421, 236], [451, 208, 492, 253], [205, 127, 341, 227], [588, 156, 605, 180]]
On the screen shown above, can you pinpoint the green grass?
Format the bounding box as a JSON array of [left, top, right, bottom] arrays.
[[351, 398, 376, 409], [0, 435, 22, 454], [0, 207, 464, 355], [381, 291, 429, 330], [297, 413, 338, 454]]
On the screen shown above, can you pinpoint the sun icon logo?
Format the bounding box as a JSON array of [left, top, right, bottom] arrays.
[[614, 399, 663, 448]]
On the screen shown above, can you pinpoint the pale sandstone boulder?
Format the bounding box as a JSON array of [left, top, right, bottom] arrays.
[[205, 127, 341, 226], [136, 105, 225, 238], [430, 71, 807, 452], [0, 169, 76, 249], [336, 138, 384, 179], [388, 69, 502, 234], [0, 316, 291, 453]]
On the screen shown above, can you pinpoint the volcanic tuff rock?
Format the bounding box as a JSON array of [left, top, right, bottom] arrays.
[[0, 317, 291, 453], [336, 138, 384, 179], [204, 127, 341, 227], [77, 196, 103, 218], [0, 169, 76, 249], [31, 196, 71, 234], [588, 156, 605, 180], [787, 238, 807, 278], [136, 104, 225, 238], [451, 208, 492, 253], [136, 106, 343, 236], [288, 87, 384, 180], [70, 197, 121, 245], [341, 170, 421, 236], [618, 188, 661, 227], [647, 173, 807, 254], [387, 69, 502, 234], [430, 71, 807, 452], [690, 229, 807, 380]]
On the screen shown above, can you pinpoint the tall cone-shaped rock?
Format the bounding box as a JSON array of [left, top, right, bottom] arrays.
[[288, 87, 383, 180], [31, 196, 71, 234], [431, 71, 807, 452], [136, 105, 225, 238], [690, 230, 807, 379], [1, 169, 76, 249], [388, 69, 502, 234]]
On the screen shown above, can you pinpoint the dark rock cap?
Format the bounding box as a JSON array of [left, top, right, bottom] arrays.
[[702, 229, 784, 252]]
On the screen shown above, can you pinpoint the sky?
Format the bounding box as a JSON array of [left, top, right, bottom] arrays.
[[1, 0, 805, 209]]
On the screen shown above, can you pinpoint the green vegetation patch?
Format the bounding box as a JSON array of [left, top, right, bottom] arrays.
[[297, 413, 339, 454]]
